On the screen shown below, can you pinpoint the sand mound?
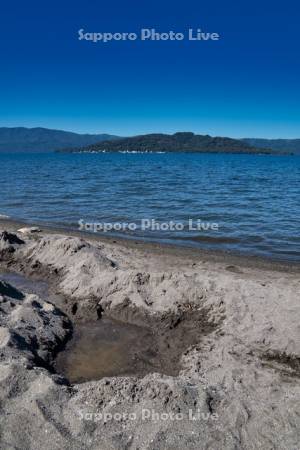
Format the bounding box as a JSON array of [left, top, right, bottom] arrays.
[[0, 229, 299, 449]]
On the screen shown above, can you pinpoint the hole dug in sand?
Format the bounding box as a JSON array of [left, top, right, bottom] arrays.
[[54, 304, 218, 384], [0, 271, 220, 384]]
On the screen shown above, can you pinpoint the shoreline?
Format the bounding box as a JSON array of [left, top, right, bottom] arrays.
[[1, 217, 299, 273], [0, 219, 300, 448]]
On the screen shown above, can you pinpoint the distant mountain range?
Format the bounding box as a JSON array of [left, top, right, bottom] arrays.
[[63, 132, 274, 154], [242, 138, 300, 155], [0, 127, 119, 152], [0, 127, 299, 154]]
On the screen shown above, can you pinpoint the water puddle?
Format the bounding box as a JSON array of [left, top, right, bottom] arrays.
[[0, 270, 63, 306], [0, 270, 50, 298], [54, 318, 166, 383]]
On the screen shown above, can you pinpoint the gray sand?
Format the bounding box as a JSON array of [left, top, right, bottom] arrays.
[[0, 222, 299, 449]]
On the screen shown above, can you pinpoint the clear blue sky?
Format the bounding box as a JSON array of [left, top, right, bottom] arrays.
[[0, 0, 299, 138]]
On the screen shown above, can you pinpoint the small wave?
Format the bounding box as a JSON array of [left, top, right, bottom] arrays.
[[0, 214, 10, 219], [179, 235, 240, 245], [76, 150, 166, 154]]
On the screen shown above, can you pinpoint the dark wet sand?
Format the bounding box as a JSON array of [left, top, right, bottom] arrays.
[[1, 217, 299, 273]]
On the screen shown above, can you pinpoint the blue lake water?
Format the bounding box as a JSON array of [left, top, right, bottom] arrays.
[[1, 152, 299, 261]]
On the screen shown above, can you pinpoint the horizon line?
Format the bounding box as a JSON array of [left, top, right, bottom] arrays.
[[0, 125, 299, 140]]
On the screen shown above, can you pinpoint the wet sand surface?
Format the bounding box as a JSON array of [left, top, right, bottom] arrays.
[[1, 217, 299, 273]]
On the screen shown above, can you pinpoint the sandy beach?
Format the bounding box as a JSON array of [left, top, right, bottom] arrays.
[[0, 219, 299, 449]]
